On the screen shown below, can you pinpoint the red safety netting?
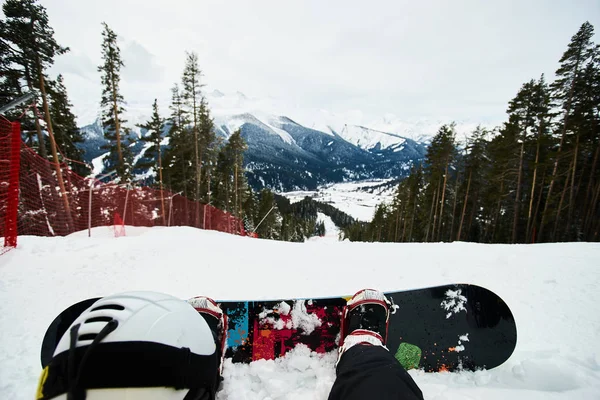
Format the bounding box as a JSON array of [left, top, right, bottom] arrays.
[[0, 118, 21, 254], [0, 119, 249, 253]]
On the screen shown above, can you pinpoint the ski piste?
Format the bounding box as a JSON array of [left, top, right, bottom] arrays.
[[41, 284, 517, 373]]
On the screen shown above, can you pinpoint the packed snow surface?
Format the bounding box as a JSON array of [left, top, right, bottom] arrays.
[[1, 227, 599, 399]]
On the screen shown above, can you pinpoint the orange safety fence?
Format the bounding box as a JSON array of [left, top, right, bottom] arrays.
[[0, 117, 250, 255]]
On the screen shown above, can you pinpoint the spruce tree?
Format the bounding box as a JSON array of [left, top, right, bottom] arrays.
[[0, 0, 68, 160], [137, 99, 166, 224], [198, 98, 218, 203], [540, 21, 597, 240], [424, 124, 456, 242], [242, 186, 258, 233], [47, 74, 89, 176], [98, 22, 131, 182], [256, 189, 281, 239], [163, 84, 193, 199], [1, 0, 73, 230], [181, 52, 203, 204]]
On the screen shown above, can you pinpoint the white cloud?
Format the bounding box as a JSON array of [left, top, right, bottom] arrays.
[[40, 0, 600, 126]]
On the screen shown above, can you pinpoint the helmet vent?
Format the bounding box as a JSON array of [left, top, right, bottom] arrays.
[[79, 333, 98, 341], [91, 304, 125, 311], [85, 316, 113, 323]]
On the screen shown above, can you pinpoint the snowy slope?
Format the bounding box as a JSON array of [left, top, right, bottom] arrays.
[[283, 179, 398, 221], [333, 125, 407, 151], [1, 229, 599, 399]]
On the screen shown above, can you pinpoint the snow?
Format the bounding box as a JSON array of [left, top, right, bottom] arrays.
[[337, 125, 407, 151], [283, 179, 397, 222], [1, 228, 599, 399], [91, 152, 109, 176], [308, 212, 341, 242]]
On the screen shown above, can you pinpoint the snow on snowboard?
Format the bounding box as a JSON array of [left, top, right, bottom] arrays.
[[41, 284, 516, 372]]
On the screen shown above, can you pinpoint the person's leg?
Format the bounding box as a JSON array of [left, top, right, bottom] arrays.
[[329, 289, 424, 400], [328, 344, 423, 400]]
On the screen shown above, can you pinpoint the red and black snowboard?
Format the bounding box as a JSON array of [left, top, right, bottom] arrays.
[[193, 284, 516, 372]]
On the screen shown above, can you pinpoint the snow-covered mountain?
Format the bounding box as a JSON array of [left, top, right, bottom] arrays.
[[79, 93, 428, 190], [78, 90, 492, 191]]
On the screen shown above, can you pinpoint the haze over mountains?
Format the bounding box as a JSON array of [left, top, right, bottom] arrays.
[[79, 90, 489, 191]]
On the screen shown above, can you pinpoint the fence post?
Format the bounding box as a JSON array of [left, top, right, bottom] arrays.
[[167, 191, 182, 227], [87, 179, 93, 238], [123, 184, 131, 225], [4, 121, 21, 248]]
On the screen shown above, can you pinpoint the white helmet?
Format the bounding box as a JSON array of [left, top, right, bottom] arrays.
[[37, 291, 219, 400]]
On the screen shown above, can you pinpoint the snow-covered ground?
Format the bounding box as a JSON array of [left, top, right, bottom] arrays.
[[308, 212, 341, 242], [282, 179, 397, 222], [1, 227, 599, 399]]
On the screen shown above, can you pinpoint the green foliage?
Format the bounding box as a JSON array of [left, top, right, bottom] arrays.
[[98, 22, 131, 182], [136, 99, 165, 177], [212, 129, 248, 216], [47, 74, 89, 176], [0, 0, 68, 157], [256, 189, 281, 239]]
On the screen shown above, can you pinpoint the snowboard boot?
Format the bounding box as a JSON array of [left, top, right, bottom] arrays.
[[188, 296, 228, 376], [338, 289, 391, 363]]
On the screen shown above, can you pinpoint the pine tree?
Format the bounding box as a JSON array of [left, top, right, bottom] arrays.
[[256, 189, 281, 239], [242, 186, 258, 233], [540, 21, 597, 240], [163, 84, 193, 199], [181, 52, 204, 205], [456, 127, 489, 241], [1, 0, 73, 230], [198, 98, 218, 203], [212, 129, 249, 216], [137, 99, 166, 224], [424, 124, 456, 242], [47, 74, 89, 176], [0, 0, 68, 160], [98, 22, 131, 182]]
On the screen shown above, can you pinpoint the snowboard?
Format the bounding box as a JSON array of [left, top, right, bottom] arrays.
[[193, 284, 517, 372], [40, 284, 516, 372]]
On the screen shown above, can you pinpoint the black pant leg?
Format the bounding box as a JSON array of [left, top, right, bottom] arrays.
[[328, 345, 424, 400]]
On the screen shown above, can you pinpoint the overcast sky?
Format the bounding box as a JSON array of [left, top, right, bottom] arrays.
[[36, 0, 600, 126]]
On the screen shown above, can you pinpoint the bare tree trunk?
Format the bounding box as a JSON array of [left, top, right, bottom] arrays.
[[585, 180, 600, 239], [108, 70, 124, 172], [491, 180, 505, 243], [553, 161, 572, 241], [457, 169, 472, 241], [158, 142, 165, 225], [449, 171, 460, 241], [430, 180, 441, 242], [234, 164, 238, 218], [539, 56, 581, 240], [437, 163, 449, 241], [408, 194, 417, 242], [394, 202, 400, 242], [512, 140, 525, 243], [37, 60, 73, 233], [531, 168, 546, 242], [401, 199, 408, 242], [565, 133, 580, 238], [425, 182, 438, 242], [583, 141, 599, 219], [526, 124, 543, 243]]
